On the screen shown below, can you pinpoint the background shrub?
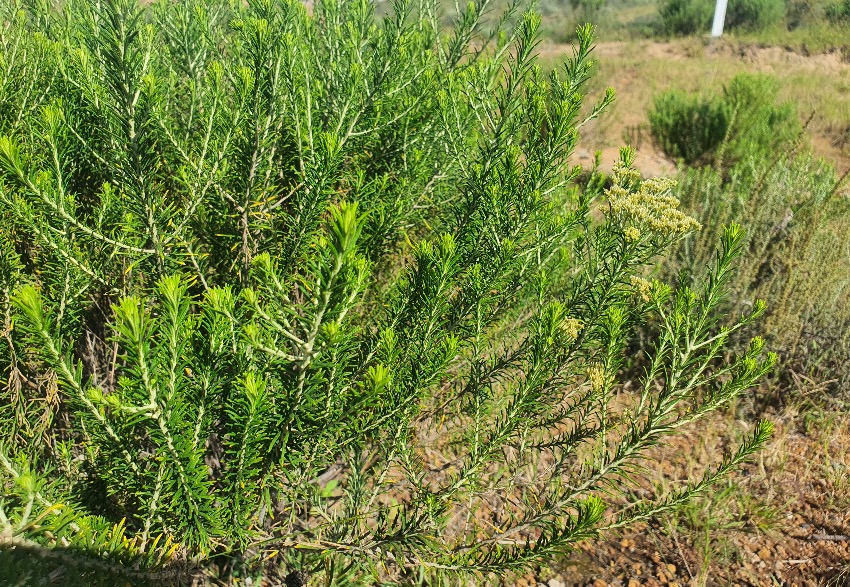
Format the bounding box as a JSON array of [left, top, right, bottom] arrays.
[[665, 153, 850, 398], [647, 89, 730, 164], [825, 0, 850, 21], [658, 0, 713, 35], [659, 0, 786, 35], [646, 69, 850, 401], [786, 0, 822, 28], [648, 73, 800, 167], [570, 0, 605, 15], [724, 0, 786, 30], [720, 73, 801, 161]]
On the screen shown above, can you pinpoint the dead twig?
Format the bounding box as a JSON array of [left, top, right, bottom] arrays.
[[808, 533, 849, 541]]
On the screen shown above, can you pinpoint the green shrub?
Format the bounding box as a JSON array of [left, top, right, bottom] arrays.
[[667, 153, 850, 398], [724, 0, 785, 30], [786, 0, 820, 28], [570, 0, 605, 14], [0, 0, 773, 584], [658, 0, 713, 35], [825, 0, 850, 21], [647, 90, 730, 165], [659, 0, 785, 35], [649, 73, 800, 167], [720, 73, 801, 162]]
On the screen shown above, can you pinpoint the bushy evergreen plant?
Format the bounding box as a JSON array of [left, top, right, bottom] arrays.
[[658, 0, 785, 35], [0, 0, 773, 584], [647, 89, 730, 166], [723, 0, 785, 30], [825, 0, 850, 21], [658, 0, 713, 36], [648, 73, 799, 168]]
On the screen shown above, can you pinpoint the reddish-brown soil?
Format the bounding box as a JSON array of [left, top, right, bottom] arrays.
[[508, 404, 850, 587]]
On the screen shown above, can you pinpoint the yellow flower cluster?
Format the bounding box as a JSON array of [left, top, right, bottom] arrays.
[[560, 317, 583, 340], [630, 275, 653, 302], [587, 362, 606, 392], [607, 164, 701, 236], [611, 161, 641, 188], [624, 226, 641, 242]]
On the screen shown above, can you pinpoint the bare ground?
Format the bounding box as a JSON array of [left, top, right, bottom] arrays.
[[504, 402, 850, 587]]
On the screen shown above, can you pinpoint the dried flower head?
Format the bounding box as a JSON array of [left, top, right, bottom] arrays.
[[630, 276, 653, 302], [607, 166, 700, 236], [587, 362, 606, 392]]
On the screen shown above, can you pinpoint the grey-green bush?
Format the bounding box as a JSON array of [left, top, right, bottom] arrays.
[[667, 153, 850, 397]]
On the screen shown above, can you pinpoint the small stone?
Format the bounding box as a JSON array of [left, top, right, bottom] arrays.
[[666, 563, 677, 575], [548, 579, 566, 587], [628, 580, 641, 587], [593, 579, 608, 587], [516, 579, 529, 587]]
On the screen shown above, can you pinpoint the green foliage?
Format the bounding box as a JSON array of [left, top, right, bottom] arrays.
[[648, 73, 800, 167], [569, 0, 605, 16], [666, 152, 850, 397], [658, 0, 713, 36], [647, 89, 729, 165], [724, 0, 785, 30], [658, 0, 785, 35], [825, 0, 850, 21], [0, 0, 772, 584]]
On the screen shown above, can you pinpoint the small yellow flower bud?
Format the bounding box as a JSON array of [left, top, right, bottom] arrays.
[[560, 317, 583, 340], [630, 276, 653, 302], [624, 226, 641, 242], [587, 362, 606, 392]]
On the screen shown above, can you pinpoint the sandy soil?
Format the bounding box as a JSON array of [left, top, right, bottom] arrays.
[[506, 405, 850, 587]]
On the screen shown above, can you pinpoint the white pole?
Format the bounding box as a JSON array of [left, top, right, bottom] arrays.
[[711, 0, 728, 37]]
